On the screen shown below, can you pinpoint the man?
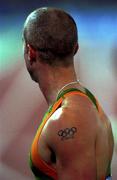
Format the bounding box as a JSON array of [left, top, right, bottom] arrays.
[[23, 7, 114, 180]]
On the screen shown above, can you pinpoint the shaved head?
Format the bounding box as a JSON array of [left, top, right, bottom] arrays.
[[23, 7, 78, 66]]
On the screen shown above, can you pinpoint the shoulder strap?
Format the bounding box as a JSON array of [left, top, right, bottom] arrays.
[[57, 87, 99, 111]]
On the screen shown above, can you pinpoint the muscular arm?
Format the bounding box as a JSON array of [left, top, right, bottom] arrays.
[[44, 100, 98, 180]]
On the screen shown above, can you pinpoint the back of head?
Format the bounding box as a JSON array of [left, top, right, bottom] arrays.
[[23, 7, 78, 67]]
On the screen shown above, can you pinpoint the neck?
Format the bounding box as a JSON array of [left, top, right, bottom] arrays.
[[37, 64, 78, 106]]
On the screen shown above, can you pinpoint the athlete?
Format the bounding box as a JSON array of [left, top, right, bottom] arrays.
[[23, 7, 114, 180]]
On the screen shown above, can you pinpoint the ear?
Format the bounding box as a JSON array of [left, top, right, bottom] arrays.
[[27, 44, 36, 61], [73, 42, 79, 55]]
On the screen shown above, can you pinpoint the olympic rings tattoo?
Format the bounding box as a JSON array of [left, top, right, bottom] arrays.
[[58, 127, 77, 140]]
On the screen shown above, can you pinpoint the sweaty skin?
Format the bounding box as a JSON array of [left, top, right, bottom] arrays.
[[37, 85, 114, 180]]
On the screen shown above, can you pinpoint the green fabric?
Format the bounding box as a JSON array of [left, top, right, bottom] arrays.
[[57, 87, 98, 110], [84, 88, 98, 110], [29, 104, 54, 180], [29, 153, 53, 180], [29, 87, 99, 180], [56, 87, 82, 101]]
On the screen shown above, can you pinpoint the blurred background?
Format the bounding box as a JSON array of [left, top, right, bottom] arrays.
[[0, 0, 117, 179]]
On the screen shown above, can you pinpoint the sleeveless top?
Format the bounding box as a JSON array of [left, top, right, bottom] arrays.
[[29, 88, 112, 180]]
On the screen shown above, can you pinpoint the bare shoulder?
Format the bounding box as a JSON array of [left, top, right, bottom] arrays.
[[45, 94, 98, 152], [43, 95, 98, 179], [40, 94, 113, 179]]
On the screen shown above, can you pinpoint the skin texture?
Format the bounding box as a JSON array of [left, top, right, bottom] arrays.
[[38, 86, 114, 180], [23, 7, 114, 180]]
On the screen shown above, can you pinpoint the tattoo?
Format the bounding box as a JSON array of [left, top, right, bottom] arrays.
[[58, 127, 77, 140]]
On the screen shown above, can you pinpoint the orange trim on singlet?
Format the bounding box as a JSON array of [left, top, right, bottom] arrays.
[[31, 91, 101, 179], [31, 97, 63, 179]]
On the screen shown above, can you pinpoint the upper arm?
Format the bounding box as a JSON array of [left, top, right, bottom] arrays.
[[45, 100, 97, 179]]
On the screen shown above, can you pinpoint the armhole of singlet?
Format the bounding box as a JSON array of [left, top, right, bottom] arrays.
[[30, 98, 63, 179]]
